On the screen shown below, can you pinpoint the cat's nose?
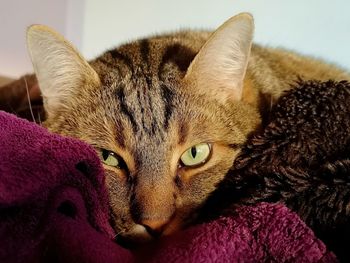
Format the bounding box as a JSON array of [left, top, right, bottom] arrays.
[[141, 219, 169, 237]]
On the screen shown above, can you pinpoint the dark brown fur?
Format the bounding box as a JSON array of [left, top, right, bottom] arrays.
[[200, 80, 350, 261], [0, 74, 44, 122]]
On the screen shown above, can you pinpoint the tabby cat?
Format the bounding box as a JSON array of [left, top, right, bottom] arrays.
[[25, 13, 349, 244]]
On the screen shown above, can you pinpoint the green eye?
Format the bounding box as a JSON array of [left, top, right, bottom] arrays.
[[99, 149, 120, 168], [180, 143, 211, 167]]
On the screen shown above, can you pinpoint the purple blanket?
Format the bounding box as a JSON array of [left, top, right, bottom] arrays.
[[0, 111, 337, 262]]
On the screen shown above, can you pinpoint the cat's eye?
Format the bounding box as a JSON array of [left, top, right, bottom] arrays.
[[180, 143, 211, 167], [98, 149, 124, 169]]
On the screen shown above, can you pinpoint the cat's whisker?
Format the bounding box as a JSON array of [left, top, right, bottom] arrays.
[[113, 229, 125, 239], [270, 96, 273, 111], [37, 111, 42, 126], [24, 76, 36, 124]]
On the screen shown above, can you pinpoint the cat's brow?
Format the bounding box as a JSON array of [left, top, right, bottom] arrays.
[[178, 122, 189, 145], [114, 118, 126, 148]]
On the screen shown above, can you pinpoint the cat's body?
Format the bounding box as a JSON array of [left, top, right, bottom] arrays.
[[24, 13, 350, 244]]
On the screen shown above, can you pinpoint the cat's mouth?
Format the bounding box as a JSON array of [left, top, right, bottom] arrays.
[[115, 224, 154, 248]]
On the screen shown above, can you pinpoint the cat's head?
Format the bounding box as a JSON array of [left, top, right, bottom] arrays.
[[26, 13, 261, 244]]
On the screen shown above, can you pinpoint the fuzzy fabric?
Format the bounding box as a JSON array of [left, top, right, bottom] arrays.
[[0, 110, 337, 262], [136, 203, 336, 263], [0, 110, 131, 263], [202, 80, 350, 262]]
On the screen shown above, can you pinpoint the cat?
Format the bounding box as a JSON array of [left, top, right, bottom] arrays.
[[24, 13, 350, 245]]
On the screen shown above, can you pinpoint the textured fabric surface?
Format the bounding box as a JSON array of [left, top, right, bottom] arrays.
[[0, 111, 131, 263], [201, 80, 350, 262], [137, 203, 337, 263], [0, 111, 337, 262]]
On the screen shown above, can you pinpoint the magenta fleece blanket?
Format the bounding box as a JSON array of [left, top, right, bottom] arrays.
[[0, 111, 337, 263]]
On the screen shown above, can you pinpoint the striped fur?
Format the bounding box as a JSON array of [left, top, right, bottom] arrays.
[[26, 13, 350, 244]]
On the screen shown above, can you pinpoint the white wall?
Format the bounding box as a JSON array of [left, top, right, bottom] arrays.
[[0, 0, 84, 77], [82, 0, 350, 70], [1, 0, 350, 77]]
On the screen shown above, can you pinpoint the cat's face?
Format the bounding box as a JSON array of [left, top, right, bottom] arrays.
[[26, 13, 261, 243]]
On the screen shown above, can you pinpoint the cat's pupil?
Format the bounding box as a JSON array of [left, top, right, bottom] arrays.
[[191, 147, 197, 158], [102, 149, 109, 161]]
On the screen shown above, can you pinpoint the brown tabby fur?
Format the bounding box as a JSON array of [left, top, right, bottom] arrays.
[[0, 74, 43, 121], [7, 13, 349, 244]]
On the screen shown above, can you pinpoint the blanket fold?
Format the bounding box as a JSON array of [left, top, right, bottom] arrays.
[[136, 203, 336, 263], [0, 111, 131, 263], [0, 111, 337, 262]]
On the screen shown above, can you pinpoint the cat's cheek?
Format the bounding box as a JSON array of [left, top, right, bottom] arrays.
[[173, 145, 239, 226], [104, 170, 134, 229]]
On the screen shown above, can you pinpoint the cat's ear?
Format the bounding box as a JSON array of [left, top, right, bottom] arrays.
[[184, 13, 254, 103], [26, 25, 99, 114]]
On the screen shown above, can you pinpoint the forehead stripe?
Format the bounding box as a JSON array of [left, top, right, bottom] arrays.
[[115, 87, 139, 133], [158, 43, 196, 81], [139, 39, 153, 88], [108, 49, 134, 73], [139, 39, 150, 65], [160, 84, 175, 130]]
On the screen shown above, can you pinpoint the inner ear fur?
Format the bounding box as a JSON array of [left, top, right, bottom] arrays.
[[184, 13, 254, 103], [26, 25, 100, 115]]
